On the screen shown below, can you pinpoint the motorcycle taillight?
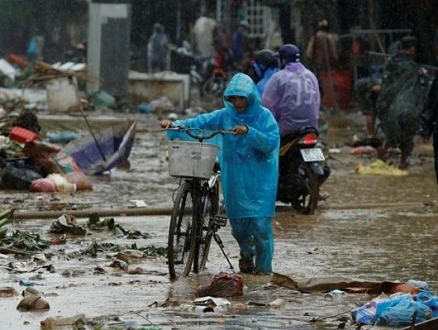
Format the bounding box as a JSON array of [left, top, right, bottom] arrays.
[[301, 133, 318, 145]]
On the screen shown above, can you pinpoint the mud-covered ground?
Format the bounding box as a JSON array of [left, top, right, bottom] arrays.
[[1, 104, 438, 330]]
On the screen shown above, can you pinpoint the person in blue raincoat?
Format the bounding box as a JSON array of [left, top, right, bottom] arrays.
[[160, 72, 280, 275], [251, 49, 279, 96]]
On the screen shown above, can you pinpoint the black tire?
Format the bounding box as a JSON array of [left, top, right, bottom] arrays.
[[292, 164, 319, 215], [167, 181, 196, 280], [193, 182, 220, 273], [202, 75, 226, 97]]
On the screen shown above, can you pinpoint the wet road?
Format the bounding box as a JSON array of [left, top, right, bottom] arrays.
[[1, 111, 438, 329], [2, 207, 437, 329]]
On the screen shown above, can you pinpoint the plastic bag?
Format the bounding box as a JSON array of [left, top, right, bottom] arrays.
[[417, 291, 438, 318], [351, 293, 388, 325], [29, 178, 57, 192], [375, 294, 433, 327]]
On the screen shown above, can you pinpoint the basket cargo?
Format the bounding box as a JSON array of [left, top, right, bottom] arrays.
[[168, 140, 218, 179]]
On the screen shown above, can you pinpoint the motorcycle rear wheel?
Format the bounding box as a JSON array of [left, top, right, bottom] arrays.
[[291, 163, 319, 215]]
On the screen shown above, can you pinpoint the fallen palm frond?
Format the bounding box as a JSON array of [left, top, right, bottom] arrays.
[[0, 208, 16, 228]]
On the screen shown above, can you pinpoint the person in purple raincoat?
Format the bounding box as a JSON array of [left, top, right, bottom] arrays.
[[262, 44, 320, 138], [262, 44, 330, 200]]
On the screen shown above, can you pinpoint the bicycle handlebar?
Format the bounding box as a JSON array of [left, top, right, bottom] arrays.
[[163, 127, 234, 142]]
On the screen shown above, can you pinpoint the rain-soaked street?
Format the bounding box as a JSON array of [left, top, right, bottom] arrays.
[[1, 109, 438, 329]]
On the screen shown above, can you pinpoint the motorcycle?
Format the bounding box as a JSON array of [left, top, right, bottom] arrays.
[[277, 126, 329, 215], [175, 41, 233, 98], [201, 49, 233, 97]]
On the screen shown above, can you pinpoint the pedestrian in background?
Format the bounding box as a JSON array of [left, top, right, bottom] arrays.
[[232, 20, 249, 71], [26, 35, 45, 63], [305, 19, 338, 101], [147, 23, 169, 73], [161, 72, 279, 275], [376, 36, 424, 170], [353, 76, 382, 139]]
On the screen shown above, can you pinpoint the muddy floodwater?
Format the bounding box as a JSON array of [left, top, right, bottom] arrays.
[[1, 111, 438, 329]]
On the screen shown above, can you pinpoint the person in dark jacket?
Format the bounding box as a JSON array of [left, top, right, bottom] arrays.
[[376, 36, 422, 169], [419, 69, 438, 187]]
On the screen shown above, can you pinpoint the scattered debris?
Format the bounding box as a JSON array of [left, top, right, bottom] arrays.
[[49, 214, 86, 235], [16, 295, 50, 311], [196, 272, 244, 298], [356, 160, 409, 176]]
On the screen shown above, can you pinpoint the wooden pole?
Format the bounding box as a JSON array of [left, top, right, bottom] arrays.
[[12, 207, 173, 220], [11, 202, 431, 221]]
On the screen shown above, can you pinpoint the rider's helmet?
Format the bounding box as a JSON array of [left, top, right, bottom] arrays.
[[278, 44, 300, 68], [254, 49, 278, 68], [252, 49, 278, 81]]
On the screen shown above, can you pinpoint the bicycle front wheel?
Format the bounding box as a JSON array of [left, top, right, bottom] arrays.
[[168, 181, 196, 280], [193, 181, 220, 273]]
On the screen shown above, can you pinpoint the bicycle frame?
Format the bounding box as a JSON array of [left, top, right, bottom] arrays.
[[164, 127, 234, 280]]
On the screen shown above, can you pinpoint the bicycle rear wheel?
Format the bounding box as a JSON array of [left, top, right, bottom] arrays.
[[193, 181, 220, 273], [168, 181, 196, 280]]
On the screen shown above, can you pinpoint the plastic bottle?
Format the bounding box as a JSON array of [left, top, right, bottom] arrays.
[[19, 280, 35, 287], [56, 182, 76, 193], [324, 289, 346, 299]]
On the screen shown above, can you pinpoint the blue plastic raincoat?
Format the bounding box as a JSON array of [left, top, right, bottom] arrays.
[[167, 73, 279, 273], [262, 62, 320, 137], [253, 65, 280, 96]]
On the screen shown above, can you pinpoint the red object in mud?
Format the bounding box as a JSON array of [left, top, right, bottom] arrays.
[[349, 146, 377, 155], [8, 126, 39, 144], [196, 272, 244, 298]]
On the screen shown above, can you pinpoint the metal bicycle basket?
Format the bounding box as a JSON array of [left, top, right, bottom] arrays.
[[168, 140, 219, 179]]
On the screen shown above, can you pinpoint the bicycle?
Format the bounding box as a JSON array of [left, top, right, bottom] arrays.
[[163, 127, 235, 281]]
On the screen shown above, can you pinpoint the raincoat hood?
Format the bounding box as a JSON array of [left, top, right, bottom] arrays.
[[284, 62, 306, 74], [223, 73, 261, 115]]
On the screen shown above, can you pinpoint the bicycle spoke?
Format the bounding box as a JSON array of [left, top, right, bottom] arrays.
[[195, 182, 219, 272], [168, 182, 195, 280]]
